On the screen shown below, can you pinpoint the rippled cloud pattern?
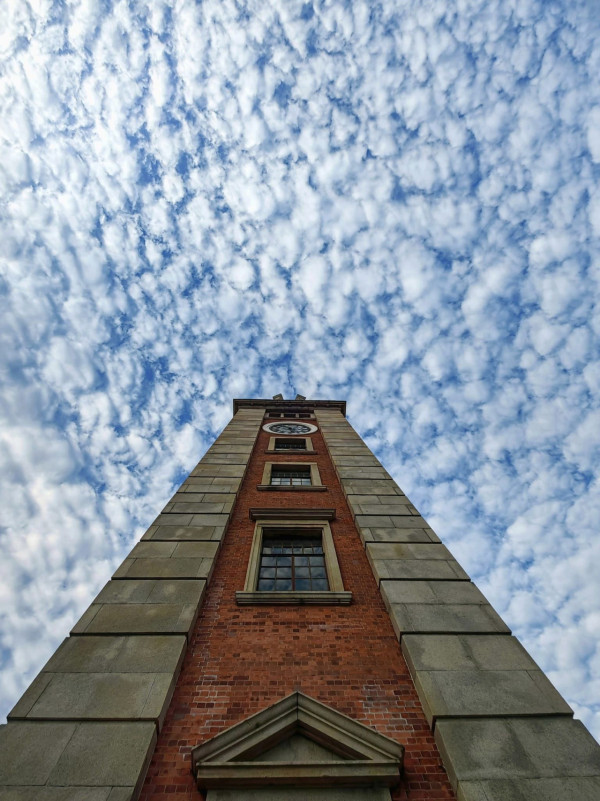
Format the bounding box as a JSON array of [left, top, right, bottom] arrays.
[[1, 0, 600, 737]]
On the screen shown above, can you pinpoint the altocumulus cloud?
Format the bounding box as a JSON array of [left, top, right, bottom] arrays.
[[1, 0, 600, 738]]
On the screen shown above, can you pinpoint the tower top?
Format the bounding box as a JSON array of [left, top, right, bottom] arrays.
[[232, 397, 346, 415]]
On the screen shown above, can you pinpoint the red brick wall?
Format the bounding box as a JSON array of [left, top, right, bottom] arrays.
[[140, 426, 455, 800]]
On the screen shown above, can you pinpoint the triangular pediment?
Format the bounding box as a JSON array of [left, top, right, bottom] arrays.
[[191, 691, 403, 789]]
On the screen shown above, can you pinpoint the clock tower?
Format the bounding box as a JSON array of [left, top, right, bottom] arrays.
[[1, 396, 600, 800]]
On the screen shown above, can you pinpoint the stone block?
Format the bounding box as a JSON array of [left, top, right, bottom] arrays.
[[381, 580, 491, 607], [372, 560, 469, 582], [332, 456, 383, 466], [170, 501, 232, 514], [94, 579, 205, 605], [336, 467, 391, 480], [351, 503, 412, 516], [47, 721, 156, 789], [169, 492, 236, 505], [142, 525, 225, 542], [380, 581, 510, 639], [367, 543, 453, 561], [72, 603, 199, 637], [113, 541, 217, 580], [456, 776, 600, 801], [150, 513, 193, 526], [11, 671, 179, 728], [180, 478, 241, 492], [340, 480, 404, 495], [407, 668, 571, 726], [402, 634, 540, 672], [435, 717, 600, 788], [206, 444, 253, 453], [191, 464, 245, 477], [327, 446, 374, 456], [128, 542, 219, 560], [0, 722, 77, 785], [359, 527, 440, 544], [347, 494, 408, 506], [113, 556, 215, 580], [0, 788, 115, 800], [190, 514, 230, 527], [367, 544, 469, 582], [200, 454, 249, 464], [42, 635, 186, 675], [387, 604, 509, 638]]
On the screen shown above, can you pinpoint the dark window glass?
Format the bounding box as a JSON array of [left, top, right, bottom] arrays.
[[258, 533, 329, 591], [270, 466, 311, 486], [274, 438, 306, 451]]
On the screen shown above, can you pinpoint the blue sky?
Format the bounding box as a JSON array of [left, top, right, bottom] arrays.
[[1, 0, 600, 739]]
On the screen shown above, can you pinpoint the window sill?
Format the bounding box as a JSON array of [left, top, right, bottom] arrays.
[[236, 591, 352, 605], [256, 484, 327, 492]]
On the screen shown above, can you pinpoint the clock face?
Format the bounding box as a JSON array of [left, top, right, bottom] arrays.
[[268, 423, 312, 435], [263, 421, 318, 435]]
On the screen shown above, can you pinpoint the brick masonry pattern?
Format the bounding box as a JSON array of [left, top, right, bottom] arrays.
[[140, 424, 455, 801]]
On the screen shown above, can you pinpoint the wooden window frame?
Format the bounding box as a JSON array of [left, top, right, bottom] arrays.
[[236, 519, 351, 605], [258, 461, 325, 491], [266, 436, 314, 453]]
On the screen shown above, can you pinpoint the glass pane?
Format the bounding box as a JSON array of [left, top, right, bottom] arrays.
[[311, 567, 326, 578], [262, 557, 276, 566], [276, 556, 291, 566], [295, 579, 311, 590], [274, 579, 292, 590], [309, 556, 325, 567], [276, 568, 291, 578], [295, 556, 308, 566], [259, 568, 276, 578], [295, 567, 310, 578], [257, 579, 275, 590], [312, 579, 329, 591]]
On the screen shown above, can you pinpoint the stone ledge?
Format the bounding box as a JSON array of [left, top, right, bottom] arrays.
[[236, 591, 352, 605], [255, 484, 328, 492]]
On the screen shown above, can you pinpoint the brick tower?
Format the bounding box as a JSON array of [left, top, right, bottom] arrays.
[[1, 397, 600, 800]]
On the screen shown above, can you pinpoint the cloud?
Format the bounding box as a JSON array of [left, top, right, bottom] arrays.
[[1, 0, 600, 742]]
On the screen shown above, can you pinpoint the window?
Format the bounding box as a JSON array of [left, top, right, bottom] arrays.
[[259, 461, 323, 490], [264, 410, 315, 420], [257, 531, 328, 591], [270, 466, 311, 486], [275, 438, 307, 451], [236, 519, 351, 605], [266, 437, 314, 453]]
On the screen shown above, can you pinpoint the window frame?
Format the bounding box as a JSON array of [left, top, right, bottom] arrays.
[[266, 436, 314, 453], [269, 464, 312, 487], [236, 519, 351, 605], [259, 461, 324, 491]]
